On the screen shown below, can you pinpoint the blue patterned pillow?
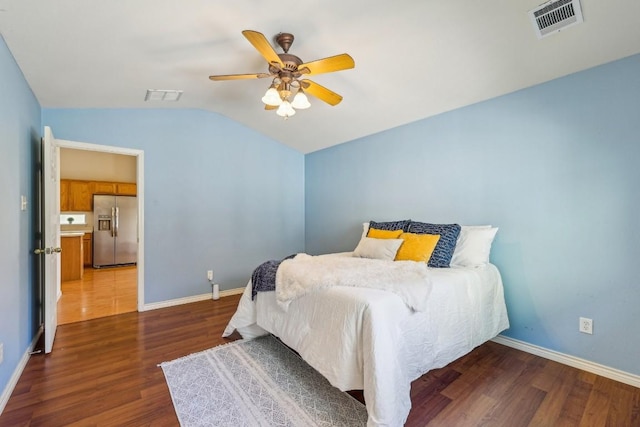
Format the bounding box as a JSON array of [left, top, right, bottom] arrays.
[[368, 220, 411, 232], [406, 222, 461, 268]]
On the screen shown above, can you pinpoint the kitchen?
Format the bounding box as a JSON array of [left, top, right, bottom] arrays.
[[59, 148, 138, 324]]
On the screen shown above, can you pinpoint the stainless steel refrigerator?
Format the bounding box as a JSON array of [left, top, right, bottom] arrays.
[[93, 195, 138, 268]]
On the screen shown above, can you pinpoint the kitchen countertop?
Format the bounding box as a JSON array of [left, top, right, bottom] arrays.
[[61, 231, 85, 237], [61, 225, 93, 234]]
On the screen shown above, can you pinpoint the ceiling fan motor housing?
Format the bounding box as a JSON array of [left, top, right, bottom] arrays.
[[271, 32, 304, 81], [269, 53, 303, 76]]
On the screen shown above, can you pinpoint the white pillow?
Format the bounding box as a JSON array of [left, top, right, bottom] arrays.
[[361, 222, 370, 240], [353, 237, 403, 261], [450, 226, 498, 267]]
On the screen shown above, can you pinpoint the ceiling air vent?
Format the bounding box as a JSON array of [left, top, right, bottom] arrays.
[[144, 89, 183, 102], [529, 0, 583, 39]]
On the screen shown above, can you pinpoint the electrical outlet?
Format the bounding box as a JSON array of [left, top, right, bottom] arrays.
[[579, 317, 593, 334], [207, 270, 214, 281], [0, 342, 4, 365]]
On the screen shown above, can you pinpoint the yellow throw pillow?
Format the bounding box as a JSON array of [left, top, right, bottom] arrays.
[[367, 228, 403, 239], [395, 233, 441, 262]]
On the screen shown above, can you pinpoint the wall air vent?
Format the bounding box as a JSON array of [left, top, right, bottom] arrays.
[[529, 0, 583, 39]]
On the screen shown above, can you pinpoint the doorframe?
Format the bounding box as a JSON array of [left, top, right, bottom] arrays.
[[56, 138, 145, 311]]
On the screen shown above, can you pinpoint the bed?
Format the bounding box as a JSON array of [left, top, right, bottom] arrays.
[[223, 223, 509, 426]]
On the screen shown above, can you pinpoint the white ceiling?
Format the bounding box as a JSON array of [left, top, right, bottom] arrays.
[[1, 0, 639, 153]]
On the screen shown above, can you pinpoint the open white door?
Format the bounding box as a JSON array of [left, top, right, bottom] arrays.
[[43, 126, 61, 353]]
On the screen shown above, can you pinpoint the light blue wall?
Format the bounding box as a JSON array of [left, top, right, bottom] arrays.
[[43, 108, 305, 303], [305, 54, 640, 375], [0, 36, 42, 400]]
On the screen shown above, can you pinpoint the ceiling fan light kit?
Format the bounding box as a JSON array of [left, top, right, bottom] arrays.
[[209, 30, 354, 119]]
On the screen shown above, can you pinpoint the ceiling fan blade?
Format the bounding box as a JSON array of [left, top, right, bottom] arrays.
[[299, 54, 355, 76], [209, 73, 271, 81], [265, 104, 278, 110], [242, 30, 284, 68], [300, 79, 343, 106]]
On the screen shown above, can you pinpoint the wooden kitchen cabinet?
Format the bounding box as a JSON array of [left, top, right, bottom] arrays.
[[92, 181, 115, 194], [60, 179, 137, 211], [83, 233, 93, 266], [61, 234, 83, 281], [67, 180, 92, 211], [115, 182, 137, 196], [60, 180, 69, 211]]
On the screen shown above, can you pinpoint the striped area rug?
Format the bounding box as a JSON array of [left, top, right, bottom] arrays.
[[160, 335, 367, 426]]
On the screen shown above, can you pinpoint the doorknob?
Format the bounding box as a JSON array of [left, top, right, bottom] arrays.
[[34, 247, 62, 255]]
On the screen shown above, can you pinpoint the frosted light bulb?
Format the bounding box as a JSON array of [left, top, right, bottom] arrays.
[[291, 91, 310, 109], [276, 101, 296, 118], [262, 87, 282, 106]]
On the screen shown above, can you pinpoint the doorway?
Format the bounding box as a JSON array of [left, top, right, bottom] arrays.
[[54, 138, 145, 324]]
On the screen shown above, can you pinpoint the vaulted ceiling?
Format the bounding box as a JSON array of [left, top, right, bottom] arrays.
[[1, 0, 639, 153]]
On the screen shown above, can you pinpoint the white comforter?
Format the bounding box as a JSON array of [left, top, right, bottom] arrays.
[[223, 253, 509, 427], [276, 253, 432, 311]]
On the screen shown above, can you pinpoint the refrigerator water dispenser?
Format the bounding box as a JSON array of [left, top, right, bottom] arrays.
[[98, 215, 112, 231]]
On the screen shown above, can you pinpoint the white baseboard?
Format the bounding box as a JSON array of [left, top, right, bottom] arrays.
[[141, 287, 245, 312], [0, 326, 43, 415], [492, 335, 640, 388]]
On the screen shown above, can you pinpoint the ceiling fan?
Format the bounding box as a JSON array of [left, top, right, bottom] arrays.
[[209, 30, 355, 118]]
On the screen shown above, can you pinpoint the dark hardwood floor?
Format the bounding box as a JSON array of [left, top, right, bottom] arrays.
[[1, 295, 638, 426]]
